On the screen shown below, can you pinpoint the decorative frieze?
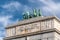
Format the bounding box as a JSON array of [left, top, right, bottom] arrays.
[[6, 19, 54, 37]]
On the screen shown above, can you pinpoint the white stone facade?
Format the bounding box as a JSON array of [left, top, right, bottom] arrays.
[[4, 16, 60, 40], [11, 32, 60, 40]]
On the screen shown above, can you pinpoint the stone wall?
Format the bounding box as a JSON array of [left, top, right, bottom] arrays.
[[11, 32, 55, 40], [54, 19, 60, 31], [6, 19, 54, 37]]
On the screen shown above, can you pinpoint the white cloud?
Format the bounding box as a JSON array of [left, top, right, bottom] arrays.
[[2, 1, 22, 12], [28, 0, 39, 3], [28, 0, 60, 16], [0, 16, 12, 26], [0, 15, 19, 40], [2, 0, 60, 16], [0, 37, 3, 40], [39, 0, 60, 14], [1, 1, 32, 15], [40, 0, 57, 10], [0, 2, 22, 40], [0, 15, 18, 27], [23, 5, 32, 12]]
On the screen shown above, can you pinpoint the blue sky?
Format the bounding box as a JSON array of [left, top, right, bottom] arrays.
[[0, 0, 60, 40]]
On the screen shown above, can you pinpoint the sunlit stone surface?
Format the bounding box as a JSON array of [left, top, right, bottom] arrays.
[[4, 16, 60, 40]]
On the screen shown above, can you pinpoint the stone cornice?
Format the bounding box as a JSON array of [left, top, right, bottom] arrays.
[[4, 28, 60, 40], [5, 16, 60, 29]]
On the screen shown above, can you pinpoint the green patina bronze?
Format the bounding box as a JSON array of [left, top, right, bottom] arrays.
[[33, 9, 37, 17], [38, 9, 42, 16], [23, 9, 42, 19], [23, 13, 26, 19]]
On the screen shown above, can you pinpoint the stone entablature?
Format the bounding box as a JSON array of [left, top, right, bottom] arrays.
[[4, 28, 60, 40], [6, 16, 60, 28], [5, 16, 60, 39]]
